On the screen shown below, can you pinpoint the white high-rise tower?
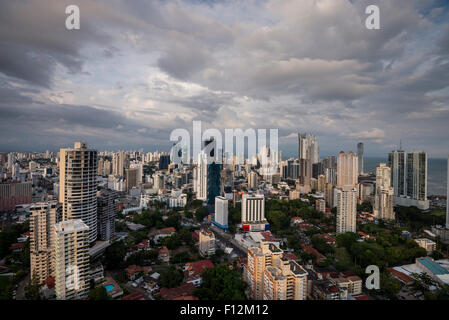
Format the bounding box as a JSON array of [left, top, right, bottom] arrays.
[[373, 163, 395, 221], [336, 151, 358, 234], [59, 142, 98, 244], [54, 219, 90, 300]]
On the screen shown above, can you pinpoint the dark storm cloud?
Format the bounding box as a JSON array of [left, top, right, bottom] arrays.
[[0, 0, 110, 87], [0, 0, 448, 156]]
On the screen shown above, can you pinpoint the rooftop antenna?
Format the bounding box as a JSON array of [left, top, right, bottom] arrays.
[[399, 139, 402, 151]]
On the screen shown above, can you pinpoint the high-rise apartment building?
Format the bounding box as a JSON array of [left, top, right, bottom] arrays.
[[97, 189, 117, 241], [248, 171, 258, 190], [337, 151, 358, 189], [298, 133, 320, 164], [263, 257, 308, 300], [158, 154, 170, 170], [298, 133, 319, 188], [336, 186, 357, 234], [335, 151, 358, 234], [0, 181, 32, 211], [54, 219, 90, 300], [112, 151, 124, 176], [59, 142, 98, 244], [389, 150, 429, 210], [406, 151, 429, 206], [125, 168, 139, 191], [241, 193, 267, 231], [357, 143, 364, 175], [247, 241, 307, 300], [213, 196, 228, 229], [30, 201, 60, 284], [130, 162, 143, 185], [388, 150, 407, 197], [373, 163, 395, 220], [199, 229, 215, 257], [317, 174, 326, 193]]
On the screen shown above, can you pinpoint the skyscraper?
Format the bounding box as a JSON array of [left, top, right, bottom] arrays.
[[125, 167, 139, 191], [298, 133, 320, 164], [298, 133, 319, 188], [30, 201, 60, 284], [248, 171, 258, 190], [214, 196, 228, 229], [158, 154, 170, 170], [373, 163, 395, 221], [97, 189, 117, 241], [59, 142, 98, 244], [406, 151, 428, 203], [112, 151, 124, 176], [357, 143, 364, 175], [337, 151, 358, 189], [196, 139, 222, 206], [336, 151, 358, 234], [389, 150, 429, 210], [388, 150, 407, 198], [54, 219, 90, 300], [336, 186, 357, 234]]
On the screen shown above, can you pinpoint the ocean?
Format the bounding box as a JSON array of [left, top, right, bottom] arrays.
[[364, 157, 447, 196]]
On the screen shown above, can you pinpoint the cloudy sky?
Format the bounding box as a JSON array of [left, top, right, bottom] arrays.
[[1, 0, 449, 158]]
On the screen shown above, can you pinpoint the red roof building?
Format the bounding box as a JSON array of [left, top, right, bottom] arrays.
[[184, 260, 214, 285], [9, 242, 25, 252], [302, 245, 326, 263], [125, 265, 152, 280], [122, 291, 145, 300], [387, 268, 414, 285], [159, 283, 196, 300]]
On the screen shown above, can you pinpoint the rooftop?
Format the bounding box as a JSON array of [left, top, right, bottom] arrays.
[[417, 257, 449, 275], [55, 219, 89, 234]]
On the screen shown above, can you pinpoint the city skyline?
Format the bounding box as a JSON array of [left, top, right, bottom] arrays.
[[0, 1, 449, 157]]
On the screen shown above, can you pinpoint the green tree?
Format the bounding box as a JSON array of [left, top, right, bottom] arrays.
[[0, 277, 14, 300], [194, 264, 247, 300], [160, 266, 184, 288], [88, 286, 111, 300], [379, 272, 400, 299], [24, 277, 41, 300], [336, 232, 358, 250]]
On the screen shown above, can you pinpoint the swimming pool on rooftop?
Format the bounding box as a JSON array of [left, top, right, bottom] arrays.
[[104, 284, 115, 292]]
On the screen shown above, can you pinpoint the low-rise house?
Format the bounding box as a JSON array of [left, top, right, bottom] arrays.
[[149, 227, 176, 244], [314, 233, 335, 245], [415, 238, 436, 253], [136, 239, 151, 251], [302, 245, 326, 264], [158, 246, 170, 263], [125, 265, 152, 281], [291, 217, 304, 226], [312, 279, 348, 300], [9, 242, 25, 253], [184, 260, 214, 287]]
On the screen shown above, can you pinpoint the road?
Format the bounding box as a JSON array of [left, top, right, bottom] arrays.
[[209, 225, 246, 257]]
